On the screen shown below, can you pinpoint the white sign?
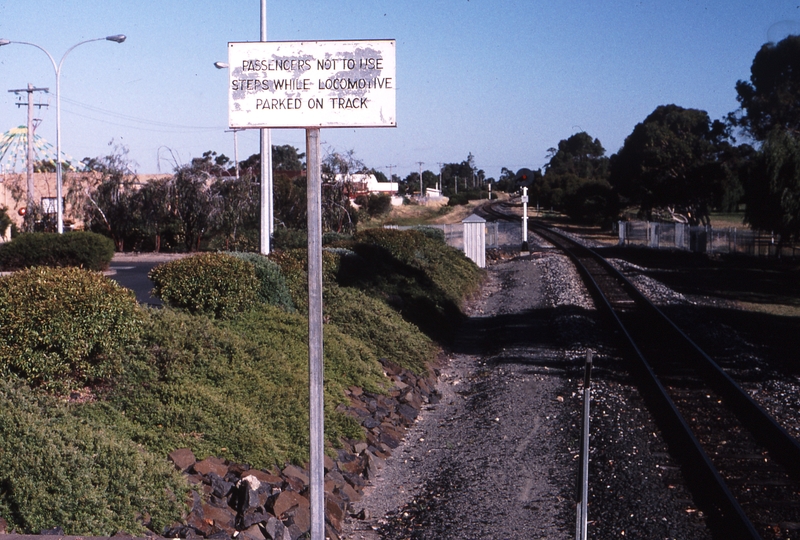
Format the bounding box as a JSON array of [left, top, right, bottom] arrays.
[[227, 40, 396, 129]]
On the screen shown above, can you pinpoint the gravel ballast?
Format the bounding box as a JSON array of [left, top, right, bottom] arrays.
[[342, 240, 712, 539]]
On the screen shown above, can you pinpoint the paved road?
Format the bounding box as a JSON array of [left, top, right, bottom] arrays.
[[107, 261, 164, 306]]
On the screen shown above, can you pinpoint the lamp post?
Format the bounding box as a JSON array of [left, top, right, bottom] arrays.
[[0, 34, 126, 233]]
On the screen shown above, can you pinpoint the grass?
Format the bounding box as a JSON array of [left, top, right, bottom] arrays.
[[709, 211, 747, 228]]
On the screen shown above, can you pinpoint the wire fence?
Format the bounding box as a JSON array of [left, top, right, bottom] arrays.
[[388, 220, 800, 260], [616, 221, 800, 259], [385, 222, 522, 250]]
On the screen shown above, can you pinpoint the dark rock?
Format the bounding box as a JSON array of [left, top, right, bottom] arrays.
[[240, 523, 266, 540], [238, 506, 270, 529], [281, 464, 309, 487], [168, 448, 197, 472], [286, 523, 303, 540], [325, 469, 347, 489], [285, 503, 310, 535], [325, 497, 345, 531], [337, 482, 362, 503], [380, 430, 402, 449], [201, 502, 236, 533], [397, 403, 419, 422], [326, 523, 341, 540], [361, 416, 380, 429], [40, 527, 65, 535], [269, 490, 309, 519], [264, 516, 291, 540], [163, 524, 194, 538], [208, 472, 234, 499], [207, 531, 232, 540], [342, 471, 367, 488], [194, 457, 229, 477], [245, 469, 284, 487]]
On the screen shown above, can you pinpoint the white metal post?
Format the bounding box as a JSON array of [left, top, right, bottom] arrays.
[[306, 127, 325, 540], [521, 186, 529, 252], [260, 0, 274, 254]]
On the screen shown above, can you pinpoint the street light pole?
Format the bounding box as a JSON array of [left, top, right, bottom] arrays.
[[260, 0, 274, 255], [0, 34, 126, 233]]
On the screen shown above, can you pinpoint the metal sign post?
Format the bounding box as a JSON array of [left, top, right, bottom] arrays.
[[306, 127, 324, 538], [224, 39, 395, 540]]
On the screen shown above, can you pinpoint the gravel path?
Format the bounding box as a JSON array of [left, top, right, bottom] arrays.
[[341, 240, 714, 539]]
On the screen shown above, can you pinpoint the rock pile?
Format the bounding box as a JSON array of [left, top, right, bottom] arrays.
[[163, 358, 440, 540]]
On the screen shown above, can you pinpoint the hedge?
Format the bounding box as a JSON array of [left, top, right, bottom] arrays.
[[0, 231, 115, 271], [0, 266, 144, 391], [148, 252, 259, 319]]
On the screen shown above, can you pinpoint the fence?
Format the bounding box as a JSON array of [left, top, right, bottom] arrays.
[[616, 221, 800, 258], [385, 222, 523, 251]]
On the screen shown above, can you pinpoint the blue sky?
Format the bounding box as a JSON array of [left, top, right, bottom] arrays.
[[1, 1, 798, 180]]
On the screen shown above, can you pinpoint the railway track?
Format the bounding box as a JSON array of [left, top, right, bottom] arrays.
[[480, 201, 800, 539]]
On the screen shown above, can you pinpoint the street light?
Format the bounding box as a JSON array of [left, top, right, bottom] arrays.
[[214, 59, 273, 254], [0, 34, 126, 233]]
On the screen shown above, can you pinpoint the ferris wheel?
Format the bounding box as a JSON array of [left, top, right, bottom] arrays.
[[0, 125, 75, 174]]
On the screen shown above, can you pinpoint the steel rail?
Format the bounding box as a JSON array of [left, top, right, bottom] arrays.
[[479, 202, 800, 538], [529, 223, 761, 539]]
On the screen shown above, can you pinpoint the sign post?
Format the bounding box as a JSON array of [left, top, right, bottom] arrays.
[[225, 39, 395, 540]]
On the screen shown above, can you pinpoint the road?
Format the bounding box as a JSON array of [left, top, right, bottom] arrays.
[[106, 253, 188, 306]]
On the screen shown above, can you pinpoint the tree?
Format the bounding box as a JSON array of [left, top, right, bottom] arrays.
[[132, 176, 177, 252], [609, 105, 736, 223], [209, 175, 259, 251], [542, 132, 610, 210], [544, 132, 609, 179], [171, 162, 215, 251], [495, 167, 518, 192], [76, 144, 140, 251], [320, 149, 365, 234], [731, 35, 800, 141], [745, 129, 800, 243]]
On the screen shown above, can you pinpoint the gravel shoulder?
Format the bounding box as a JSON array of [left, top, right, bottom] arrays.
[[343, 251, 582, 539]]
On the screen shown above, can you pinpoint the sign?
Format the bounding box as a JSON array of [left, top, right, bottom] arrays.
[[227, 40, 396, 128], [520, 195, 529, 203]]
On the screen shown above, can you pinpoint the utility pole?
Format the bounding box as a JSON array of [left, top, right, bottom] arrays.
[[225, 128, 241, 179], [386, 164, 396, 182], [437, 162, 443, 192], [9, 83, 49, 222], [417, 161, 424, 198]]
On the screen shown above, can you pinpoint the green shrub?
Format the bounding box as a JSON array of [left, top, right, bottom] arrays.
[[322, 231, 352, 245], [226, 252, 295, 312], [268, 248, 347, 313], [0, 267, 144, 390], [412, 225, 446, 243], [0, 231, 115, 271], [345, 228, 484, 341], [100, 307, 385, 469], [324, 285, 433, 374], [447, 193, 469, 206], [272, 228, 308, 249], [0, 380, 186, 535], [149, 253, 259, 318]]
